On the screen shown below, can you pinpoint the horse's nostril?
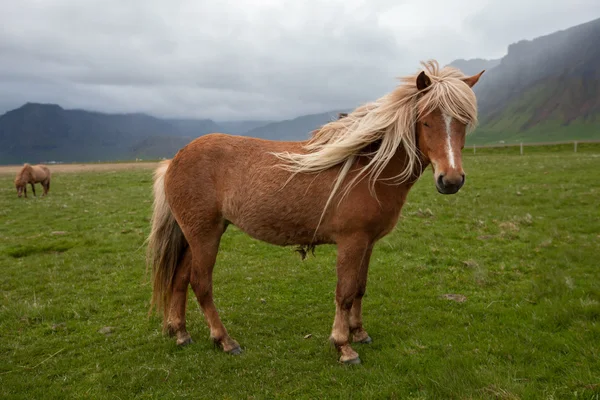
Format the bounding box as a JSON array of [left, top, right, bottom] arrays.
[[437, 174, 445, 188]]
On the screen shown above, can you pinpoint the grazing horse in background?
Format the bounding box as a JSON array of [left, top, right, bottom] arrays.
[[147, 60, 484, 364], [14, 163, 51, 198]]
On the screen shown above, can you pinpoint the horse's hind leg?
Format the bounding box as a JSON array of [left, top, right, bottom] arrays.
[[42, 179, 50, 196], [166, 248, 193, 346], [330, 236, 371, 364], [350, 246, 373, 344], [187, 228, 241, 355]]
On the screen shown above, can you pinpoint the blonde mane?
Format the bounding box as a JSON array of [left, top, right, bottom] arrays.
[[272, 60, 479, 220]]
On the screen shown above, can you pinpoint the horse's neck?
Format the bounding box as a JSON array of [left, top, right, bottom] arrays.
[[382, 143, 429, 186], [22, 169, 33, 181]]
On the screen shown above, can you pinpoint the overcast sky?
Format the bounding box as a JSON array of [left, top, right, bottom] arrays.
[[0, 0, 598, 121]]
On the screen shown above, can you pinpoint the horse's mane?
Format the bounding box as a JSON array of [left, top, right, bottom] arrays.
[[15, 163, 33, 185], [272, 60, 479, 219]]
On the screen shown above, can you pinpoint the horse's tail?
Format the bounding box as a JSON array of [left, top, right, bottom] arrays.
[[147, 160, 188, 322]]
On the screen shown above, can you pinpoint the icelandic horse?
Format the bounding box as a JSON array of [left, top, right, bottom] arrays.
[[147, 60, 484, 364], [14, 163, 51, 198]]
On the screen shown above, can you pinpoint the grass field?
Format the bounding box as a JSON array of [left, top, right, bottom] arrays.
[[1, 146, 599, 399]]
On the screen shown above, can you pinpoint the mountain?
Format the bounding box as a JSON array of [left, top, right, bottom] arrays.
[[244, 109, 351, 141], [0, 103, 222, 164], [450, 17, 600, 144]]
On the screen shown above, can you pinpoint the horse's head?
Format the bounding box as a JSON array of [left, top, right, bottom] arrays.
[[15, 181, 25, 197], [414, 69, 484, 195]]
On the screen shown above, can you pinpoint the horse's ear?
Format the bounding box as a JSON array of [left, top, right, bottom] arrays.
[[416, 71, 432, 91], [462, 70, 485, 88]]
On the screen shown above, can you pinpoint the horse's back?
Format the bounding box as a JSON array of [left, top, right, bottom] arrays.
[[169, 133, 306, 176], [38, 165, 50, 175], [182, 132, 305, 154], [31, 165, 50, 181]]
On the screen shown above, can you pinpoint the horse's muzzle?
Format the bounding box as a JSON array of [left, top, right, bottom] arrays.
[[436, 173, 465, 195]]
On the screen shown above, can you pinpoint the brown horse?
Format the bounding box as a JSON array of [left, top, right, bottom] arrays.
[[147, 60, 484, 364], [14, 163, 51, 198]]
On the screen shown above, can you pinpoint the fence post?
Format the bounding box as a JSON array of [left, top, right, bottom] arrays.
[[473, 145, 476, 154], [520, 142, 523, 155], [574, 141, 578, 153]]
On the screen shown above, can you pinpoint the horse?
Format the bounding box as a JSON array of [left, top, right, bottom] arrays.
[[146, 60, 484, 364], [14, 163, 51, 198]]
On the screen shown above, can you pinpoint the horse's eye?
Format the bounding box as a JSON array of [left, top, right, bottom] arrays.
[[423, 122, 430, 128]]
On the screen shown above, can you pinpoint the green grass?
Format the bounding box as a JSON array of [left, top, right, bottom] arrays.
[[1, 148, 599, 399]]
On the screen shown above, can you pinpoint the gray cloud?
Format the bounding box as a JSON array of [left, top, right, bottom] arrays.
[[0, 0, 598, 120]]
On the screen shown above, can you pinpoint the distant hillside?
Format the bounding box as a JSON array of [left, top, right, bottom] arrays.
[[453, 17, 600, 144], [0, 103, 221, 164], [244, 109, 351, 141]]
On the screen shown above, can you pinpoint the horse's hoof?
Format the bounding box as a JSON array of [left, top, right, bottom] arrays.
[[359, 336, 372, 344], [227, 346, 243, 356], [352, 330, 372, 344], [341, 356, 361, 365], [176, 336, 193, 347]]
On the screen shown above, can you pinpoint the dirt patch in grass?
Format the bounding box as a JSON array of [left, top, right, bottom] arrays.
[[6, 242, 74, 258]]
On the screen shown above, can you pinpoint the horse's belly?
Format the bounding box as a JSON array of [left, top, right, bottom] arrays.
[[223, 197, 329, 246], [227, 214, 328, 247]]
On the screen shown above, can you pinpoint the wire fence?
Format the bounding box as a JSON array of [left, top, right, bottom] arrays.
[[468, 139, 600, 154]]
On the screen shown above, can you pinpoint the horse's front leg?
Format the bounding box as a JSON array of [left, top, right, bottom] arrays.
[[350, 246, 373, 344], [30, 183, 36, 197], [330, 236, 372, 364]]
